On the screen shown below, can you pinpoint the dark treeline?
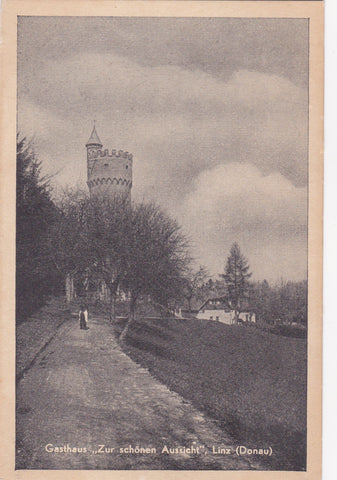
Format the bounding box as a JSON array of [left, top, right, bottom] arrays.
[[16, 137, 190, 340], [247, 279, 307, 325], [17, 136, 307, 330], [185, 276, 307, 325], [16, 137, 63, 321], [182, 242, 307, 326], [50, 193, 190, 341]]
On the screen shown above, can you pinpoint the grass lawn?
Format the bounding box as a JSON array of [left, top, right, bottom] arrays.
[[16, 297, 72, 380], [114, 315, 307, 470]]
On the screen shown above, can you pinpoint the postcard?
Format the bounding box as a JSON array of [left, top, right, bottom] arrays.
[[0, 1, 323, 479]]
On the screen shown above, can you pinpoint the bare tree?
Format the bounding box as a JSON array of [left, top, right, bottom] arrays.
[[47, 189, 92, 301], [119, 202, 190, 342], [52, 192, 191, 337], [51, 193, 130, 317], [85, 195, 132, 321], [182, 266, 209, 312]]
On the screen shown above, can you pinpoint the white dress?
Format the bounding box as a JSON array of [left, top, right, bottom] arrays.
[[84, 309, 88, 326]]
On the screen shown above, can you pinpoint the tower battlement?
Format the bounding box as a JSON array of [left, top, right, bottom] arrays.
[[86, 126, 133, 200], [94, 149, 133, 160]]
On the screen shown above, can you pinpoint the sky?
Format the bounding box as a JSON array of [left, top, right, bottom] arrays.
[[17, 16, 308, 282]]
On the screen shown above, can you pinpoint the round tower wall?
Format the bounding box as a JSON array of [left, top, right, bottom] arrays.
[[87, 149, 133, 200]]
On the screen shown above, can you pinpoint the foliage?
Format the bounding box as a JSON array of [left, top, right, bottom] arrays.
[[16, 136, 61, 321], [199, 278, 226, 302], [181, 266, 209, 311], [185, 272, 307, 328], [53, 194, 191, 339], [47, 188, 92, 279], [122, 202, 190, 302], [247, 279, 272, 321], [248, 279, 307, 325], [270, 324, 307, 339], [221, 242, 252, 315], [117, 202, 190, 340]]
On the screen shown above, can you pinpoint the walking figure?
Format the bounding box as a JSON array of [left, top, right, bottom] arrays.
[[84, 304, 89, 329], [79, 305, 87, 330]]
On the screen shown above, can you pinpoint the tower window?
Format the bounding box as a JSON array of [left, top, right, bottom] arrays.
[[125, 165, 128, 169], [104, 163, 109, 167]]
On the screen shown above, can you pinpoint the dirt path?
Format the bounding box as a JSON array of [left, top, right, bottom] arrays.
[[16, 315, 260, 470]]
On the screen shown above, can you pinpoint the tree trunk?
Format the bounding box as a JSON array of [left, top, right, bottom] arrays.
[[119, 292, 137, 343], [235, 307, 241, 324], [65, 273, 74, 303], [108, 280, 119, 323], [187, 296, 192, 312], [109, 289, 117, 323]]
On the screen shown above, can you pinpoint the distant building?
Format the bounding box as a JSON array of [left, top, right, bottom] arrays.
[[197, 297, 256, 325], [86, 125, 133, 200], [65, 127, 134, 303]]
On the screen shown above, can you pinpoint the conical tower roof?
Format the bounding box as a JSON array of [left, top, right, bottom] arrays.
[[86, 125, 102, 147]]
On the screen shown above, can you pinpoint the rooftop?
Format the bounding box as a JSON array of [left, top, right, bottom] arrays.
[[86, 125, 103, 147]]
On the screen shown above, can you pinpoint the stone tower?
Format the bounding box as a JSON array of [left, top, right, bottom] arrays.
[[86, 126, 133, 200]]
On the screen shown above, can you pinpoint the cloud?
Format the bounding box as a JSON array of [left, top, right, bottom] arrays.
[[18, 17, 309, 87], [175, 163, 307, 281], [19, 51, 307, 189], [17, 42, 308, 282]]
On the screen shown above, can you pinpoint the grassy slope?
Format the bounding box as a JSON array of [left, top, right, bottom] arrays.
[[16, 297, 72, 378], [115, 316, 307, 470]]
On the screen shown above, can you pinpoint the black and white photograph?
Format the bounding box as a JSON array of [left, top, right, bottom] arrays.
[[11, 9, 321, 474]]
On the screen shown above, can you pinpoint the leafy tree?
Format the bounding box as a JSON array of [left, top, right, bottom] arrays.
[[221, 242, 252, 317]]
